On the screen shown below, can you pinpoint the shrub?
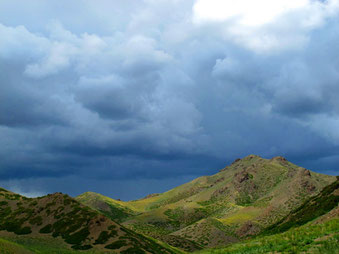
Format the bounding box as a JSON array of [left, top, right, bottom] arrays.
[[72, 244, 93, 250], [39, 224, 53, 234], [64, 227, 90, 245], [105, 240, 126, 249], [29, 216, 43, 226], [121, 247, 146, 254], [16, 226, 32, 235], [94, 231, 110, 244]]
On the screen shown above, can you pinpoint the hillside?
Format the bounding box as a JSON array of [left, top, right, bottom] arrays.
[[197, 217, 339, 253], [77, 155, 336, 250], [76, 192, 138, 223], [0, 188, 181, 253], [198, 178, 339, 253], [265, 176, 339, 234]]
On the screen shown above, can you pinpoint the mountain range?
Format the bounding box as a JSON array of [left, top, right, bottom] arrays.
[[0, 155, 338, 253]]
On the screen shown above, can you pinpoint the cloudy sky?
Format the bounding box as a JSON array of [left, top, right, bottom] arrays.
[[1, 0, 339, 200]]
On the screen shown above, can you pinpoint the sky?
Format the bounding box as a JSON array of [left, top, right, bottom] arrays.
[[0, 0, 339, 200]]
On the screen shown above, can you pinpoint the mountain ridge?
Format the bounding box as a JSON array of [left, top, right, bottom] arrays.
[[0, 154, 337, 253], [0, 187, 181, 253], [76, 155, 336, 250]]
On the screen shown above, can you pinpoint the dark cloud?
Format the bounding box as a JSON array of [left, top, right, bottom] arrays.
[[0, 0, 338, 200]]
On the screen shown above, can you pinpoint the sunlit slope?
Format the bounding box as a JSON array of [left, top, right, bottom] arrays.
[[77, 155, 335, 249], [196, 218, 339, 254], [0, 188, 182, 253], [198, 179, 339, 253], [266, 176, 339, 234], [76, 191, 139, 223]]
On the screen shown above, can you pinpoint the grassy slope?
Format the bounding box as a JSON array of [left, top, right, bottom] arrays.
[[196, 218, 339, 254], [76, 192, 138, 223], [77, 155, 336, 249], [0, 188, 182, 254], [0, 234, 101, 254], [0, 238, 34, 254], [266, 177, 339, 234], [199, 177, 339, 253], [0, 233, 183, 254]]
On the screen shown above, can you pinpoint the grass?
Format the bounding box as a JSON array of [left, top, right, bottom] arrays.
[[76, 192, 138, 222], [0, 189, 181, 254], [1, 155, 333, 252], [266, 177, 339, 234], [197, 218, 339, 254], [0, 235, 101, 254], [75, 155, 336, 248], [0, 238, 33, 254], [219, 207, 261, 225]]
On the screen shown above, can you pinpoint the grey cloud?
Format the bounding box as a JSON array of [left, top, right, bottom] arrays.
[[0, 0, 338, 199]]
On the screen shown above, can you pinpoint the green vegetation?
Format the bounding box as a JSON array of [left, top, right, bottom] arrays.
[[39, 224, 53, 234], [74, 155, 336, 249], [0, 234, 101, 254], [0, 155, 337, 253], [0, 188, 180, 253], [76, 191, 137, 223], [198, 219, 339, 254], [266, 177, 339, 234], [0, 238, 33, 254], [105, 239, 126, 249]]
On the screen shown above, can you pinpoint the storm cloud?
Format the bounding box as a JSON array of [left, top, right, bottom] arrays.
[[0, 0, 339, 200]]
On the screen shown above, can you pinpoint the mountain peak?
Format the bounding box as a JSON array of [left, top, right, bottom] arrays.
[[244, 154, 262, 159], [271, 156, 288, 163]]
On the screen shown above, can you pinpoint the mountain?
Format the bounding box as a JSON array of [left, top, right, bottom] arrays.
[[76, 192, 203, 252], [265, 176, 339, 234], [199, 213, 339, 253], [0, 155, 336, 253], [200, 177, 339, 253], [76, 155, 336, 250], [0, 188, 182, 253]]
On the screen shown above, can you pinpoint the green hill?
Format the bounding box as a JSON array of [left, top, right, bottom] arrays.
[[76, 155, 336, 250], [0, 238, 34, 254], [0, 188, 182, 253], [76, 192, 138, 223], [198, 177, 339, 253], [265, 176, 339, 234], [1, 154, 336, 253], [197, 217, 339, 254]]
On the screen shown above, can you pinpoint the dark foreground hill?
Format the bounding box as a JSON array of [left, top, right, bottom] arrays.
[[77, 155, 336, 251], [0, 188, 181, 253]]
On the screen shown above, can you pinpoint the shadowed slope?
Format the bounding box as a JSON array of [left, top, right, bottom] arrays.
[[0, 188, 182, 253]]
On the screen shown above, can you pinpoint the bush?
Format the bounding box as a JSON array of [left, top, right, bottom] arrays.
[[64, 227, 90, 245], [105, 240, 126, 249], [94, 231, 110, 244], [0, 201, 8, 206], [72, 244, 93, 250], [121, 247, 146, 254], [16, 226, 32, 235], [39, 224, 53, 234], [29, 216, 43, 226]]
